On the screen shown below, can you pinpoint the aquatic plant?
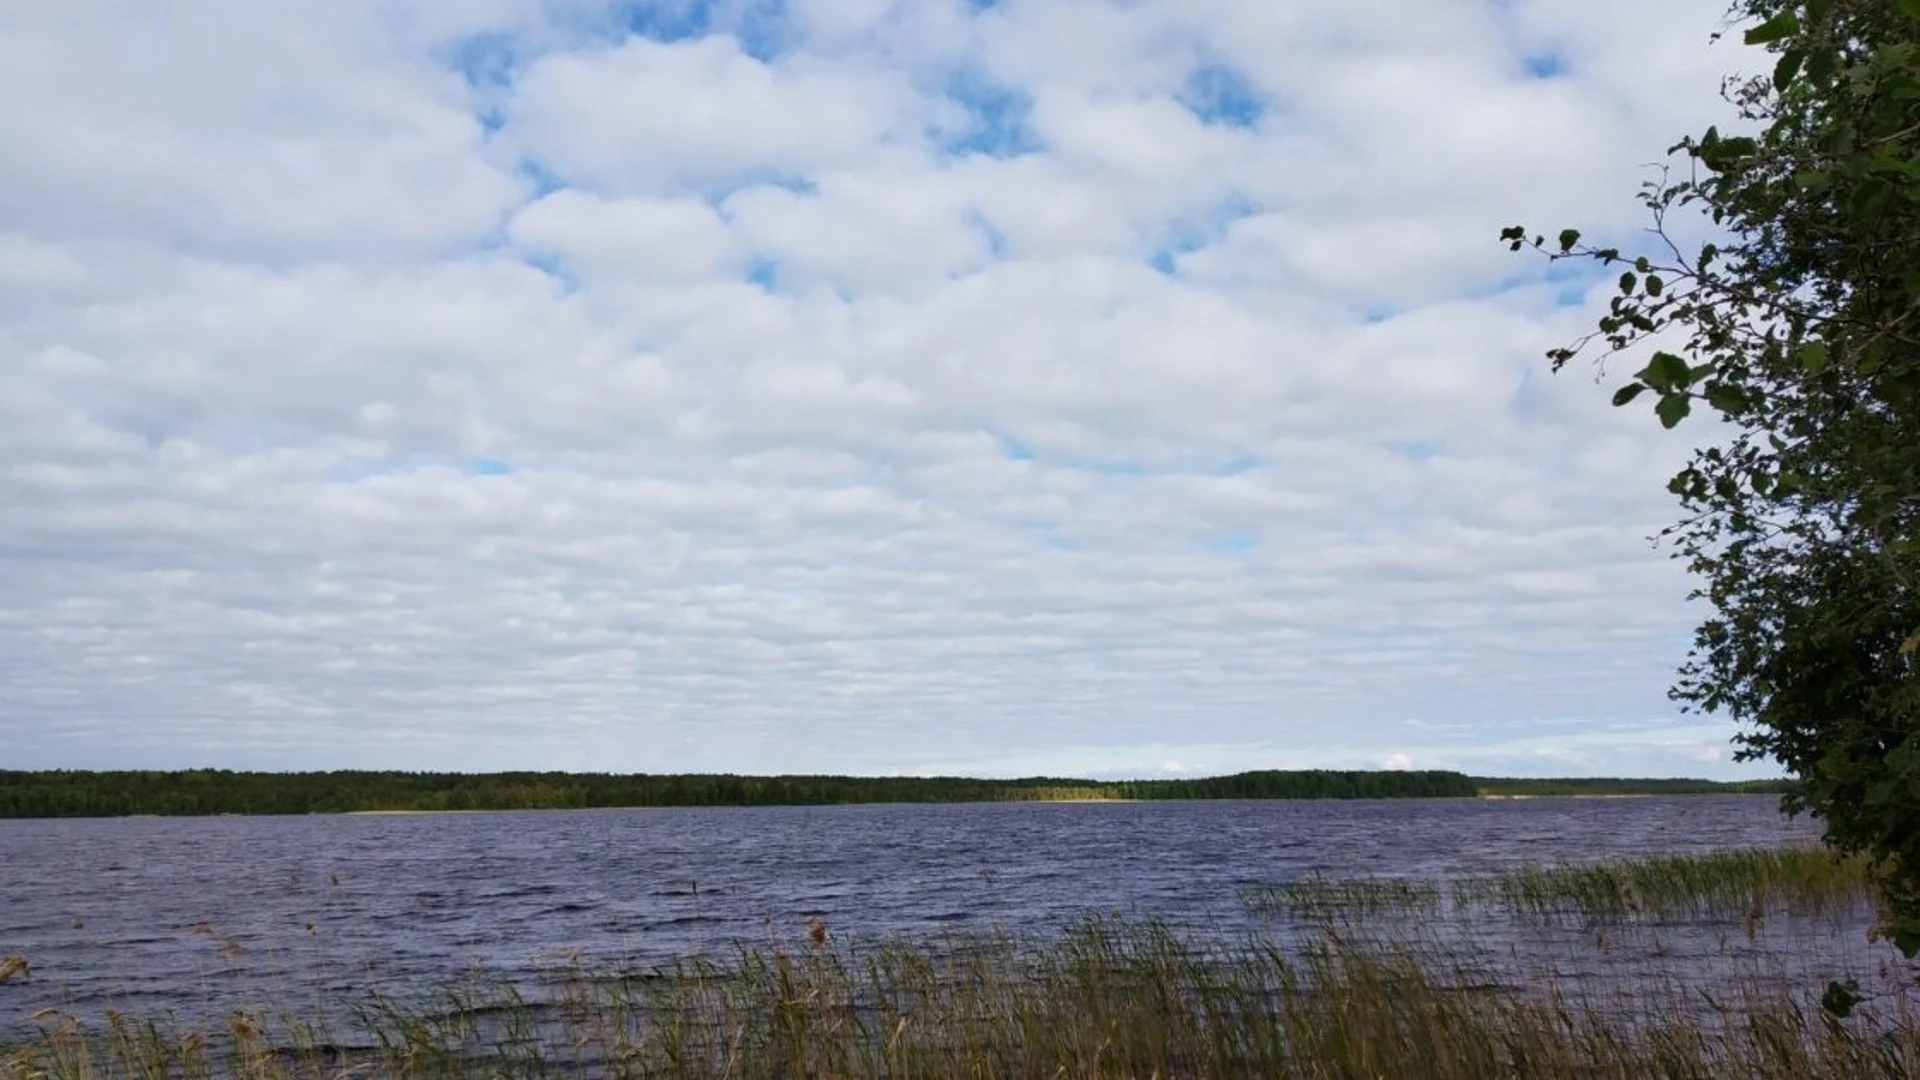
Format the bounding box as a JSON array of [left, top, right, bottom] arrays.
[[1241, 875, 1443, 918], [1458, 846, 1873, 922], [1244, 846, 1874, 925], [5, 912, 1919, 1079]]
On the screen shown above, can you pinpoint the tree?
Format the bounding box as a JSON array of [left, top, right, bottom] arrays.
[[1503, 0, 1920, 954]]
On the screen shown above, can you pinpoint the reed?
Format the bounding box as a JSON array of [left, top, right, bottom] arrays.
[[1241, 875, 1443, 918], [1458, 846, 1873, 922], [4, 848, 1911, 1079], [1242, 846, 1874, 924], [4, 912, 1918, 1079]]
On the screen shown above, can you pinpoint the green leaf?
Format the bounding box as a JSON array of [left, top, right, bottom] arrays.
[[1808, 48, 1836, 85], [1644, 275, 1663, 297], [1800, 341, 1830, 375], [1774, 49, 1805, 90], [1619, 272, 1638, 294], [1641, 351, 1692, 392], [1655, 393, 1692, 429], [1744, 12, 1800, 45], [1557, 229, 1581, 252], [1612, 383, 1648, 407], [1897, 0, 1920, 21]]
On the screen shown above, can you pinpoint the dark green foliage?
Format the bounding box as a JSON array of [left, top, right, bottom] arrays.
[[1506, 0, 1920, 952], [1473, 777, 1796, 797], [1110, 769, 1477, 801], [0, 768, 1480, 817]]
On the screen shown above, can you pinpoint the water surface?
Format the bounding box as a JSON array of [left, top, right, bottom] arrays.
[[0, 796, 1832, 1031]]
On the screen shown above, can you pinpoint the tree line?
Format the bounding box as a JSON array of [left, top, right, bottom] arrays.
[[1471, 777, 1795, 798], [0, 768, 1487, 817]]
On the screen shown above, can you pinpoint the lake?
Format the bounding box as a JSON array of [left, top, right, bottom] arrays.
[[0, 796, 1838, 1035]]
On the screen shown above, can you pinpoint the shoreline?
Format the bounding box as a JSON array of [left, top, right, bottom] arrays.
[[41, 790, 1779, 820]]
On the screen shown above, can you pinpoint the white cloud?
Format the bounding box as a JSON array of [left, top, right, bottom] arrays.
[[0, 0, 1780, 779], [502, 34, 919, 194]]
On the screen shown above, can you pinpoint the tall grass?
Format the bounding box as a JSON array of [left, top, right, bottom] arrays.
[[4, 848, 1914, 1079], [1243, 846, 1874, 924], [1242, 876, 1443, 918], [1462, 846, 1872, 922], [5, 915, 1918, 1079]]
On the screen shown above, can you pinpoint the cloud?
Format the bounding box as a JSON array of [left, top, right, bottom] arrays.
[[0, 0, 1781, 778], [501, 33, 920, 194]]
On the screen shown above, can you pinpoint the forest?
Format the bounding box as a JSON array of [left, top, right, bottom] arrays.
[[0, 768, 1491, 817], [1471, 777, 1795, 797]]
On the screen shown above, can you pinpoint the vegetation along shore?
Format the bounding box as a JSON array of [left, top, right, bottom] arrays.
[[4, 847, 1915, 1079], [0, 769, 1791, 818]]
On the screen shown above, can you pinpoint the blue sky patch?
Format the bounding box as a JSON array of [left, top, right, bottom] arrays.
[[965, 211, 1008, 259], [1524, 52, 1567, 79], [447, 31, 517, 89], [468, 457, 515, 477], [1148, 193, 1259, 275], [1383, 439, 1441, 462], [613, 0, 714, 44], [1182, 64, 1266, 129], [941, 70, 1041, 158], [746, 258, 779, 290], [518, 159, 565, 200], [522, 251, 581, 293], [1025, 523, 1068, 549], [1211, 533, 1257, 554], [444, 32, 518, 132], [730, 0, 792, 61], [990, 429, 1037, 461], [604, 0, 790, 58]]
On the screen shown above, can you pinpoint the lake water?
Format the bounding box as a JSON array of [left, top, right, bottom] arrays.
[[0, 796, 1846, 1034]]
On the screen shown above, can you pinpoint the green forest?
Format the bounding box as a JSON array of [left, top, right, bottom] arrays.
[[0, 769, 1786, 817], [1471, 777, 1795, 797]]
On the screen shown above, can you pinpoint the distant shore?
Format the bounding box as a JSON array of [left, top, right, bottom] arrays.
[[0, 768, 1791, 819], [1478, 793, 1658, 800]]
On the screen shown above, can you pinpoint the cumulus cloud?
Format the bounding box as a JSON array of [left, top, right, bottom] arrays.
[[0, 0, 1778, 778]]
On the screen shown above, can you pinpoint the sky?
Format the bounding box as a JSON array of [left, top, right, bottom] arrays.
[[0, 0, 1781, 779]]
